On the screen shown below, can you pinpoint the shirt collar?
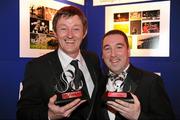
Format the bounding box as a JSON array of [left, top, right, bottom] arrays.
[[57, 49, 82, 69]]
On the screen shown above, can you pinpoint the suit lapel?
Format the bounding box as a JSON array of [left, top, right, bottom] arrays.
[[123, 64, 142, 93], [47, 50, 63, 76], [46, 50, 64, 93], [123, 75, 137, 93]]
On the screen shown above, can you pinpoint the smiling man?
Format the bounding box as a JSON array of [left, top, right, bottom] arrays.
[[97, 29, 175, 120], [17, 6, 101, 120]]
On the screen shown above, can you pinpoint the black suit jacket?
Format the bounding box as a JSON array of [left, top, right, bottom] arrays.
[[17, 50, 102, 120], [97, 64, 175, 120]]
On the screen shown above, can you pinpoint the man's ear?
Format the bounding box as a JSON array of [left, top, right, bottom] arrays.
[[102, 52, 104, 59], [128, 48, 130, 57], [83, 30, 87, 39]]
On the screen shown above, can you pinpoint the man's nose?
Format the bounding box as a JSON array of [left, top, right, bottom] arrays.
[[110, 49, 116, 57], [67, 29, 73, 38]]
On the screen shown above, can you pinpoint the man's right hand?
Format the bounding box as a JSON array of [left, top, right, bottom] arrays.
[[48, 95, 86, 120]]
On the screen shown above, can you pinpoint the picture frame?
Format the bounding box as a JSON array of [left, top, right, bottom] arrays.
[[93, 0, 152, 6], [105, 1, 170, 57], [19, 0, 69, 58]]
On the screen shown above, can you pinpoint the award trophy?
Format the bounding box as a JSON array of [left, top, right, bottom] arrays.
[[54, 69, 88, 106], [103, 74, 134, 103]]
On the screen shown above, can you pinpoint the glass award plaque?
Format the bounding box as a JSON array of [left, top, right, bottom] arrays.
[[103, 75, 134, 103], [54, 70, 88, 106]]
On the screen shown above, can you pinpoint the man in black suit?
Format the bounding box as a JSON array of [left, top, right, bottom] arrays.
[[98, 30, 175, 120], [17, 6, 101, 120]]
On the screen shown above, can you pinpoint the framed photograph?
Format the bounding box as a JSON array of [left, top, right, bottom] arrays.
[[67, 0, 85, 5], [105, 1, 170, 57], [19, 0, 69, 58], [93, 0, 152, 6]]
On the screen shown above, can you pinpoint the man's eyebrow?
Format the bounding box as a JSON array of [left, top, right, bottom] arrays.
[[103, 44, 110, 49]]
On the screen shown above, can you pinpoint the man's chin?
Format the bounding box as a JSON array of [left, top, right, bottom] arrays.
[[110, 67, 120, 74], [64, 50, 79, 57]]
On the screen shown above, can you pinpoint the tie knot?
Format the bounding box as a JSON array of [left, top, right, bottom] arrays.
[[70, 60, 79, 69]]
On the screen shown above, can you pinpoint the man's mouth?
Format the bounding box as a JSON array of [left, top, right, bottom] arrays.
[[64, 39, 75, 44], [110, 58, 120, 63]]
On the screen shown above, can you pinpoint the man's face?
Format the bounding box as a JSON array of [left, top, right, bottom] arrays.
[[55, 15, 86, 58], [102, 34, 130, 74]]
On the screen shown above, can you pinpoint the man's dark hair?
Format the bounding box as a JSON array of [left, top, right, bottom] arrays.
[[52, 6, 87, 34], [102, 30, 129, 48]]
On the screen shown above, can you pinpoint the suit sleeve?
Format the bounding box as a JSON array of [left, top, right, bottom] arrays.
[[16, 61, 49, 120], [138, 75, 175, 120]]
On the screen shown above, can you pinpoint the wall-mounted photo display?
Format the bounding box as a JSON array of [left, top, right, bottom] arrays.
[[20, 0, 69, 58], [93, 0, 152, 6], [105, 1, 170, 57]]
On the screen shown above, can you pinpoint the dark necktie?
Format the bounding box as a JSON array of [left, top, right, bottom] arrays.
[[70, 60, 90, 99]]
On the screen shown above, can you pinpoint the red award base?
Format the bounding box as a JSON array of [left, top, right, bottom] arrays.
[[103, 91, 134, 103], [61, 91, 82, 99], [55, 90, 88, 106]]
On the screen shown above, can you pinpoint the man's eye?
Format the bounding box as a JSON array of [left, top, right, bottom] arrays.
[[116, 45, 123, 49], [60, 28, 67, 31], [116, 43, 124, 49], [73, 28, 80, 31]]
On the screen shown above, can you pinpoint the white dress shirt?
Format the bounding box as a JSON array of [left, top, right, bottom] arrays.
[[57, 49, 94, 97], [107, 64, 130, 120]]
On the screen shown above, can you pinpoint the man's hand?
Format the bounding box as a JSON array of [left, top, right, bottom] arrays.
[[107, 93, 141, 120], [48, 95, 86, 120]]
